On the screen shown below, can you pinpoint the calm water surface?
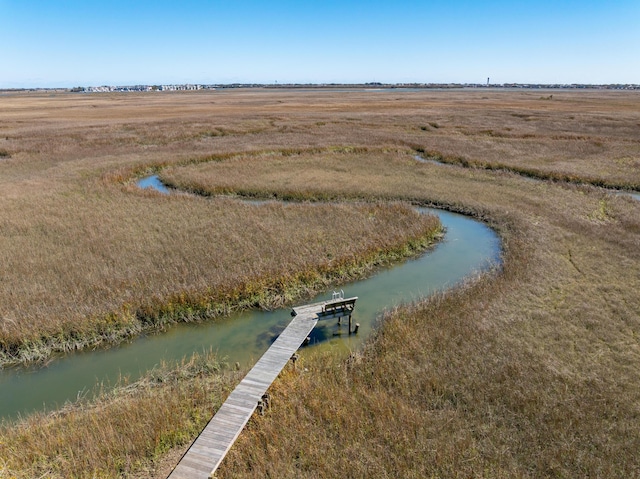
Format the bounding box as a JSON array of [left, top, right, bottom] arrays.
[[0, 182, 500, 420], [137, 175, 171, 194]]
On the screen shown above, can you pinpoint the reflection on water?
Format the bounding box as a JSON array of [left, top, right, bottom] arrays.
[[137, 175, 170, 194], [0, 195, 500, 420]]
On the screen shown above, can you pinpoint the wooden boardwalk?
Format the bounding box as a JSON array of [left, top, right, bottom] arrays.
[[167, 296, 357, 479]]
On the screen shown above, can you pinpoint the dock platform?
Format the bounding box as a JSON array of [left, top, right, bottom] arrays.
[[167, 295, 357, 479]]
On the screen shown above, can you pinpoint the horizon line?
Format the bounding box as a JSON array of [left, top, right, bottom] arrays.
[[2, 81, 640, 92]]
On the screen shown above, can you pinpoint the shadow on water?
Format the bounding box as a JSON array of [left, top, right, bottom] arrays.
[[255, 322, 288, 350], [307, 322, 339, 344], [0, 180, 501, 420]]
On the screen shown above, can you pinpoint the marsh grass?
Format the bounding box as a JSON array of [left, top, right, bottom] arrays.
[[0, 194, 439, 365], [414, 147, 640, 191], [1, 88, 639, 478], [207, 157, 640, 477], [0, 351, 245, 479]]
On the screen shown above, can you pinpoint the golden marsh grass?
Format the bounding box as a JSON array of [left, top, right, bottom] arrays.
[[1, 88, 639, 478], [0, 189, 439, 364]]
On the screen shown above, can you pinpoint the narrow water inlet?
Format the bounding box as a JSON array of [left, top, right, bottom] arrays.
[[137, 175, 170, 194], [414, 155, 640, 201], [0, 181, 501, 420]]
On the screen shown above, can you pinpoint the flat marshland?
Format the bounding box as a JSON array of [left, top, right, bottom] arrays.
[[0, 89, 639, 478]]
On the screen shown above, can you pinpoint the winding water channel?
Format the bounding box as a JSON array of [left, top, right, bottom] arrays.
[[628, 192, 640, 201], [0, 179, 501, 421]]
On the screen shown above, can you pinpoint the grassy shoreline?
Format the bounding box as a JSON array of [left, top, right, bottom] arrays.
[[213, 173, 639, 477], [1, 351, 247, 479], [0, 203, 443, 478], [0, 199, 441, 368], [413, 146, 640, 192]]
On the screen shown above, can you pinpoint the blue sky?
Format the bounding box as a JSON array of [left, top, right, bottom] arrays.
[[1, 0, 638, 87]]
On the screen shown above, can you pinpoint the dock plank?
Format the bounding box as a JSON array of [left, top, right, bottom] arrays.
[[167, 297, 357, 478]]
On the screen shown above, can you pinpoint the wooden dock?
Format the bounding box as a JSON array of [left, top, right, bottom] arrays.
[[167, 296, 357, 479]]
